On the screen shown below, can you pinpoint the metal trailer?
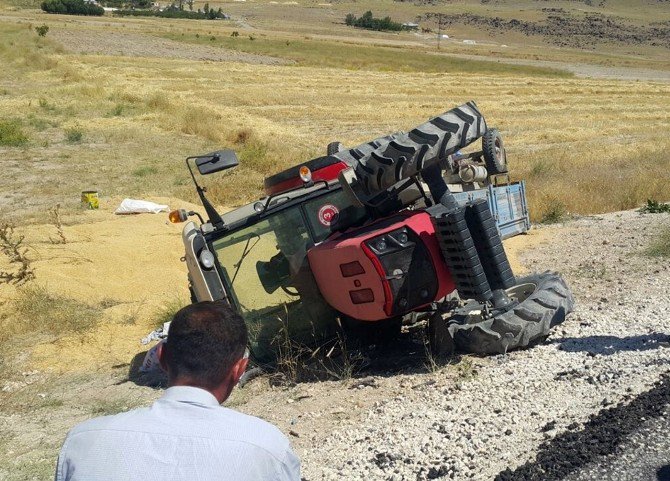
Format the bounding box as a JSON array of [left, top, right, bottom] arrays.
[[453, 181, 530, 240]]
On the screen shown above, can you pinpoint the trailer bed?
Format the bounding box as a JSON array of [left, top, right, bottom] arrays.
[[453, 181, 530, 240]]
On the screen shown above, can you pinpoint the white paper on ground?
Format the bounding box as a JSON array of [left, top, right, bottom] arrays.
[[114, 199, 169, 214]]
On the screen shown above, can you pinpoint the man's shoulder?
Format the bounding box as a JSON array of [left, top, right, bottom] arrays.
[[67, 406, 152, 436], [58, 404, 300, 481], [211, 406, 292, 452], [219, 407, 286, 437], [65, 400, 290, 457]]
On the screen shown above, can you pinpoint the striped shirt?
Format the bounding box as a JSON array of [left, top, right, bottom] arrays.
[[55, 386, 300, 481]]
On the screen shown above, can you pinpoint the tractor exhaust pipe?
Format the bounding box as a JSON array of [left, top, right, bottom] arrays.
[[421, 163, 460, 211]]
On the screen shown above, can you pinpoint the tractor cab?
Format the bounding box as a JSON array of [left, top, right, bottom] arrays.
[[175, 152, 373, 362]]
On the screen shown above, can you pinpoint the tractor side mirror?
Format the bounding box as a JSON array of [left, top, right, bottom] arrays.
[[195, 149, 239, 175]]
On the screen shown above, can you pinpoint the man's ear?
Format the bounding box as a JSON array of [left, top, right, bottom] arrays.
[[157, 340, 168, 373], [231, 356, 249, 384]]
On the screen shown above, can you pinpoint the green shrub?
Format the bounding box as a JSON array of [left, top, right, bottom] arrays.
[[646, 227, 670, 258], [38, 97, 57, 112], [0, 120, 28, 147], [132, 165, 158, 177], [529, 159, 553, 178], [115, 3, 226, 19], [151, 297, 187, 328], [540, 198, 567, 224], [110, 104, 124, 116], [28, 115, 55, 131], [65, 128, 83, 143], [41, 0, 104, 15], [345, 11, 403, 32], [9, 285, 102, 339], [35, 24, 49, 37], [640, 199, 670, 214], [99, 0, 150, 7]]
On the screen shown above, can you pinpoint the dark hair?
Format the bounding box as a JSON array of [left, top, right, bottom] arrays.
[[165, 301, 248, 388]]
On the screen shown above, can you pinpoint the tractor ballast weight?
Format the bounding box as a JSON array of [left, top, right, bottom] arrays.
[[174, 101, 574, 363]]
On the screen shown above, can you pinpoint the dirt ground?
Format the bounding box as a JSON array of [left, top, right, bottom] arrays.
[[0, 196, 201, 372], [49, 23, 670, 82], [49, 28, 289, 65], [433, 52, 670, 82], [2, 208, 668, 480]]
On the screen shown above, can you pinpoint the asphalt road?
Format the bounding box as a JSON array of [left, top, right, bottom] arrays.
[[495, 373, 670, 481]]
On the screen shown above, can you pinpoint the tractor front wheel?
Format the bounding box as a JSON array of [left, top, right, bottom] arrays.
[[449, 271, 574, 355]]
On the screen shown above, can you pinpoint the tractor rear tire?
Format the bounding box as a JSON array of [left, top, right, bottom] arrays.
[[449, 271, 574, 355], [482, 128, 508, 174]]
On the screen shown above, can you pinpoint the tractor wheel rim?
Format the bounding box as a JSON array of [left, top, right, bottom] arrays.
[[506, 282, 537, 304], [494, 138, 503, 161]]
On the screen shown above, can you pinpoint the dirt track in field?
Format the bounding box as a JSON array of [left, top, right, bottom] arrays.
[[49, 28, 289, 65]]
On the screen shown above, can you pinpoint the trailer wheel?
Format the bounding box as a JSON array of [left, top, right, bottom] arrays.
[[482, 128, 508, 174], [449, 272, 574, 355], [327, 141, 344, 156]]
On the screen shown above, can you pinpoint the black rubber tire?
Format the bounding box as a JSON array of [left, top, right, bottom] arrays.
[[335, 102, 486, 195], [449, 271, 574, 355], [482, 128, 508, 174], [327, 141, 344, 156], [428, 313, 455, 359]]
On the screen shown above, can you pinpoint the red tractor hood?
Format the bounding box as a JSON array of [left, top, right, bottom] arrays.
[[307, 211, 455, 321]]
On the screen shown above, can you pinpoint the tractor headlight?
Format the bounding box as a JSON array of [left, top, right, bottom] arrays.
[[395, 231, 409, 245], [366, 228, 412, 254], [199, 250, 215, 270]]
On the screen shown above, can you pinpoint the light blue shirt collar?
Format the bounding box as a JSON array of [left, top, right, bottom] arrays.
[[160, 386, 221, 407]]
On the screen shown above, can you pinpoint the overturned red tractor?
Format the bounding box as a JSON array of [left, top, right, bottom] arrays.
[[172, 102, 574, 362]]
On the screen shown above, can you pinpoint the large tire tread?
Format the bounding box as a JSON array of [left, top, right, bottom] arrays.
[[327, 141, 343, 156], [449, 271, 574, 354]]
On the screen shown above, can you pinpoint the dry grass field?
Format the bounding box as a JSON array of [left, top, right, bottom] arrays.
[[1, 13, 668, 222], [0, 0, 669, 478]]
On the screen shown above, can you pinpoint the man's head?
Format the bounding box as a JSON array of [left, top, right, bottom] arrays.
[[158, 301, 249, 402]]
